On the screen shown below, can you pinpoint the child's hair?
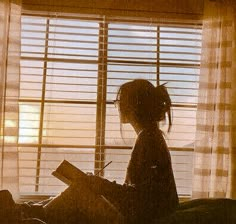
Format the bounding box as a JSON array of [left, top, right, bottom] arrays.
[[116, 79, 172, 131]]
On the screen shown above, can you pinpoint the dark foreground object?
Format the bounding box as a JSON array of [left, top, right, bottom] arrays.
[[0, 190, 235, 224], [159, 198, 236, 224]]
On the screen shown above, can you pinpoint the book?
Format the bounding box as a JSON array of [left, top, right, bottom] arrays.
[[50, 160, 125, 222], [52, 160, 87, 185]]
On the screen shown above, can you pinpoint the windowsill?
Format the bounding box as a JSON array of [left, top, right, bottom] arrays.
[[179, 196, 191, 202], [17, 193, 56, 204]]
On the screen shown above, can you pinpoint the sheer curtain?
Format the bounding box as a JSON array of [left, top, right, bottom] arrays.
[[193, 0, 236, 199], [0, 0, 21, 199]]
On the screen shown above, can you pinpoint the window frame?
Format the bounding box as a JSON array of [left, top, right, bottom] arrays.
[[19, 12, 202, 197]]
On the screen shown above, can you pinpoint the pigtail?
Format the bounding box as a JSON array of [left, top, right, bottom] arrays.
[[155, 83, 172, 132]]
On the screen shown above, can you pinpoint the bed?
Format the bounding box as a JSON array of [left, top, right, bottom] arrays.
[[1, 189, 236, 224]]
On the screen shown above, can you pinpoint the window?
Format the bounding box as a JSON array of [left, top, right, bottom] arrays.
[[20, 13, 202, 197]]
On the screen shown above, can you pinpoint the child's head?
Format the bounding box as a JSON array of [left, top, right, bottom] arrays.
[[115, 79, 172, 130]]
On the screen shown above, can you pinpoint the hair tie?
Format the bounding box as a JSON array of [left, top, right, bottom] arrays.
[[155, 83, 172, 132]]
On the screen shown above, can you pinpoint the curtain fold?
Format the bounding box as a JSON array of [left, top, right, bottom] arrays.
[[193, 0, 236, 199], [0, 0, 21, 200]]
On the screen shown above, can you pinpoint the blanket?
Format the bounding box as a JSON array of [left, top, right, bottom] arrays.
[[0, 190, 236, 224]]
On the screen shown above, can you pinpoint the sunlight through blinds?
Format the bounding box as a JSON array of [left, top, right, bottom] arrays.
[[20, 14, 102, 194]]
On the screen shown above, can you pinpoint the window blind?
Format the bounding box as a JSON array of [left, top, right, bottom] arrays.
[[20, 13, 201, 196], [20, 14, 103, 194], [104, 17, 201, 196]]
